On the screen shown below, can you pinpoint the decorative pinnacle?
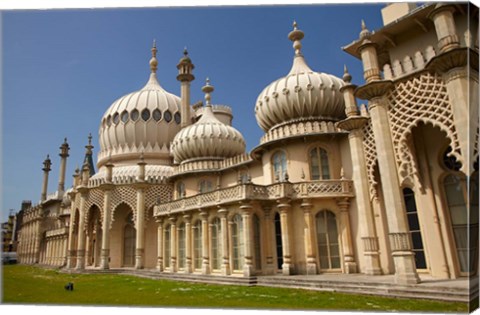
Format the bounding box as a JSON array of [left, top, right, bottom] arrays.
[[85, 133, 94, 155], [343, 65, 352, 83], [359, 19, 371, 40], [184, 47, 188, 56], [150, 39, 158, 74], [202, 77, 214, 107], [43, 154, 52, 172], [288, 20, 304, 55], [60, 137, 70, 157]]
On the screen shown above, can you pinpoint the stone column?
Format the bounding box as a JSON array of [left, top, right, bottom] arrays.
[[100, 188, 112, 269], [176, 48, 195, 129], [169, 216, 177, 272], [301, 200, 317, 275], [41, 155, 52, 202], [75, 192, 87, 270], [368, 96, 419, 284], [135, 187, 146, 269], [240, 202, 254, 277], [184, 214, 193, 273], [336, 198, 357, 273], [262, 206, 275, 275], [62, 236, 68, 266], [156, 217, 164, 271], [428, 4, 460, 53], [200, 210, 210, 274], [218, 208, 230, 275], [58, 139, 70, 194], [34, 220, 42, 263], [277, 199, 294, 275]]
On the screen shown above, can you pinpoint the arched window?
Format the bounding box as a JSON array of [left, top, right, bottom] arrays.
[[193, 220, 202, 270], [403, 188, 426, 269], [164, 224, 171, 268], [316, 210, 340, 270], [442, 147, 478, 274], [211, 217, 222, 270], [272, 151, 287, 181], [310, 147, 330, 180], [253, 214, 262, 270], [178, 222, 186, 269], [199, 180, 213, 194], [176, 182, 185, 199], [232, 214, 244, 271]]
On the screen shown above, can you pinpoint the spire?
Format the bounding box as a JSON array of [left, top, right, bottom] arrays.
[[83, 133, 95, 176], [150, 39, 158, 74], [42, 154, 52, 172], [359, 19, 371, 40], [343, 64, 352, 83], [288, 20, 305, 56], [202, 78, 214, 107], [287, 20, 312, 75]]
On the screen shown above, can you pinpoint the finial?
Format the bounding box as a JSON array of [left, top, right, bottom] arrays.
[[184, 46, 188, 56], [88, 133, 92, 145], [343, 64, 352, 83], [150, 40, 158, 74], [202, 77, 214, 107], [64, 137, 68, 144], [288, 20, 304, 56], [359, 19, 371, 40]]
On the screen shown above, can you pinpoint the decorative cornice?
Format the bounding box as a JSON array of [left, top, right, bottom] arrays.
[[336, 116, 368, 132], [355, 80, 394, 100], [426, 47, 478, 74]]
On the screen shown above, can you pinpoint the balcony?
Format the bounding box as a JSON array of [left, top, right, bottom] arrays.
[[155, 179, 354, 216]]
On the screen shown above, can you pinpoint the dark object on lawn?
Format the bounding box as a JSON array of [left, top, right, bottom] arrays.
[[65, 282, 74, 291]]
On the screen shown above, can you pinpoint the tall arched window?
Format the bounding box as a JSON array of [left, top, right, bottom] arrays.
[[178, 222, 186, 269], [193, 220, 202, 270], [232, 214, 244, 271], [316, 210, 340, 270], [123, 212, 135, 267], [442, 147, 478, 274], [199, 180, 213, 194], [164, 224, 171, 268], [274, 212, 283, 270], [310, 147, 330, 180], [253, 214, 262, 270], [402, 188, 426, 269], [211, 217, 222, 270], [176, 182, 185, 199], [272, 151, 287, 181]]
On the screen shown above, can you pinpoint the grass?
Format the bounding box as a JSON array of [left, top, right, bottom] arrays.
[[1, 265, 469, 312]]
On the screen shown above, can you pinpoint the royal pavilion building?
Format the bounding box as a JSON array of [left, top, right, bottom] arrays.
[[15, 2, 479, 295]]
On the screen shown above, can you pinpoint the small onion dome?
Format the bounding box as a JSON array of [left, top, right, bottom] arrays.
[[98, 41, 184, 168], [254, 21, 345, 132], [171, 79, 246, 164]]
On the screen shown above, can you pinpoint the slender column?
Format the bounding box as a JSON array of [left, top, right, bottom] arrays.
[[176, 48, 195, 129], [240, 203, 254, 277], [75, 193, 87, 270], [62, 237, 68, 266], [184, 214, 193, 273], [200, 210, 210, 274], [33, 220, 41, 263], [58, 139, 70, 194], [100, 188, 112, 269], [135, 187, 145, 269], [262, 207, 275, 275], [277, 199, 293, 275], [301, 200, 317, 275], [428, 4, 460, 53], [369, 97, 419, 284], [66, 171, 80, 269], [218, 208, 230, 275], [46, 240, 51, 265], [156, 217, 164, 271], [41, 155, 52, 202], [169, 216, 177, 272], [228, 219, 234, 271], [336, 198, 357, 273]]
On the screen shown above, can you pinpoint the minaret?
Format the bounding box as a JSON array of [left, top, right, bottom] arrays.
[[177, 47, 195, 129], [41, 155, 52, 202], [58, 138, 70, 194], [83, 133, 95, 176]]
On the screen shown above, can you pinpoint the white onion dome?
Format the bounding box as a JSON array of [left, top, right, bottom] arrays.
[[171, 79, 246, 164], [255, 22, 346, 132], [98, 41, 183, 168]]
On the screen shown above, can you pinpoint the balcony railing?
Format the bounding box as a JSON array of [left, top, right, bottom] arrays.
[[155, 179, 354, 216], [45, 227, 68, 238]]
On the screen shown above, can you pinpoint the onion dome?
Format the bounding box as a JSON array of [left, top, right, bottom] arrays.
[[171, 79, 246, 164], [98, 40, 183, 168], [254, 21, 345, 132]]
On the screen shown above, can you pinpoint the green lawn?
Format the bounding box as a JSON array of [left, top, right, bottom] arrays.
[[1, 265, 468, 312]]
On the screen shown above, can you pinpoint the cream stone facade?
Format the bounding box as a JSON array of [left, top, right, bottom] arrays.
[[15, 3, 478, 286]]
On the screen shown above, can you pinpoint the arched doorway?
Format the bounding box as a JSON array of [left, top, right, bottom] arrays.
[[231, 214, 244, 271], [274, 212, 283, 271], [315, 210, 341, 271], [86, 205, 102, 267], [123, 212, 136, 267]]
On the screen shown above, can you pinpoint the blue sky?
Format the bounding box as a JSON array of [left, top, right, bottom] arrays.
[[1, 2, 385, 221]]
